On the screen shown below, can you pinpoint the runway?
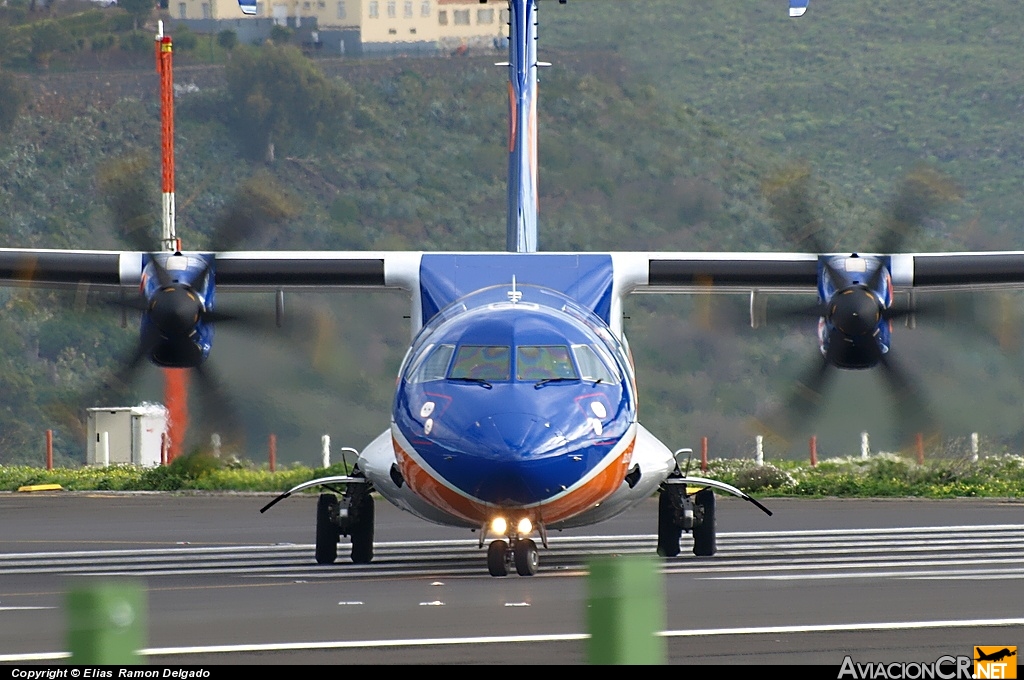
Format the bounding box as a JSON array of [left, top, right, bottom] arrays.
[[1, 493, 1022, 665]]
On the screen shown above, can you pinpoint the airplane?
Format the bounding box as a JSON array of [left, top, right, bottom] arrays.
[[975, 648, 1016, 663], [3, 0, 1024, 577]]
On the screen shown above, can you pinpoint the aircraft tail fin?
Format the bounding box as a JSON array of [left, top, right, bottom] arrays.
[[237, 0, 257, 15], [790, 0, 809, 17]]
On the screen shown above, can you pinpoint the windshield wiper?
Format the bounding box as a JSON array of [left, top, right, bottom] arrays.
[[449, 377, 493, 389], [534, 377, 581, 389]]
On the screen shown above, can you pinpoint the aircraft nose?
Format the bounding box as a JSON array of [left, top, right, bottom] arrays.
[[465, 412, 572, 505], [469, 412, 562, 457]]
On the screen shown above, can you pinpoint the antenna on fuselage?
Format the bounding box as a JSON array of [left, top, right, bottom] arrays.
[[508, 275, 522, 304]]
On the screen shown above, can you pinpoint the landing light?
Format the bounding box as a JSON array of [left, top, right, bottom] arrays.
[[490, 517, 507, 535], [517, 518, 533, 535]]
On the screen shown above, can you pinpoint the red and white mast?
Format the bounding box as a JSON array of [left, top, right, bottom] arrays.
[[155, 21, 178, 253], [155, 21, 188, 462]]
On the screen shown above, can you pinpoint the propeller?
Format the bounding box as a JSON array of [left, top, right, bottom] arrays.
[[79, 155, 301, 453], [756, 164, 960, 449]]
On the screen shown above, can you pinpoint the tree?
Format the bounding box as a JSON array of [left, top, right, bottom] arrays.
[[29, 20, 69, 68], [173, 25, 199, 51], [217, 29, 238, 54], [0, 25, 32, 69], [118, 0, 154, 31], [224, 44, 354, 163], [0, 70, 27, 134], [269, 24, 292, 44]]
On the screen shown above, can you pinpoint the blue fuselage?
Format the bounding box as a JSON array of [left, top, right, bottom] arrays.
[[390, 284, 638, 525]]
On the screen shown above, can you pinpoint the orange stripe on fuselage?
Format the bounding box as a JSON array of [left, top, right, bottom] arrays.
[[392, 435, 635, 526], [508, 81, 517, 153]]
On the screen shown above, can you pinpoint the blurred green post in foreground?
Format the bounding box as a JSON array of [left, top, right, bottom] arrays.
[[67, 581, 147, 664], [586, 555, 666, 664]]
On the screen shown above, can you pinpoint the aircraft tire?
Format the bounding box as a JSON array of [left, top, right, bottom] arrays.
[[487, 539, 510, 576], [656, 489, 682, 557], [513, 538, 539, 576], [315, 493, 340, 564], [350, 493, 375, 564], [693, 487, 717, 557]]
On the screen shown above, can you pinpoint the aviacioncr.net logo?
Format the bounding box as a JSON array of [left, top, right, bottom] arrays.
[[838, 655, 973, 679]]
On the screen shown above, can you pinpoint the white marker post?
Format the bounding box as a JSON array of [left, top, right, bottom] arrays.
[[321, 435, 331, 468]]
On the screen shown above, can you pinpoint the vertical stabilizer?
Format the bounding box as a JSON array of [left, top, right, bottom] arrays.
[[790, 0, 809, 17], [505, 0, 540, 253]]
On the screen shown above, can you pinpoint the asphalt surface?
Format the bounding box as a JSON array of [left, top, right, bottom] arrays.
[[1, 492, 1022, 666]]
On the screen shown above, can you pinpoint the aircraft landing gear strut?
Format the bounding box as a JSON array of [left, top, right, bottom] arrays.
[[487, 536, 539, 577], [657, 484, 716, 558], [314, 479, 375, 565]]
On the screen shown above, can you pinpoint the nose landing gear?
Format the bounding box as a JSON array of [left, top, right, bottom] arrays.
[[486, 536, 540, 576]]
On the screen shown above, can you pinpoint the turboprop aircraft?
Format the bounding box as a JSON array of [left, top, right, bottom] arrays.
[[4, 0, 1024, 577]]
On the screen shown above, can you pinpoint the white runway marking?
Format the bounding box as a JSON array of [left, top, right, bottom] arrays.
[[4, 618, 1023, 662], [3, 524, 1023, 662]]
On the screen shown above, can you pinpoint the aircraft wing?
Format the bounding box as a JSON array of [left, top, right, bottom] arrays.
[[0, 249, 127, 290], [0, 249, 422, 292], [613, 252, 1024, 294], [9, 248, 1024, 299], [214, 251, 420, 291], [615, 252, 819, 294]]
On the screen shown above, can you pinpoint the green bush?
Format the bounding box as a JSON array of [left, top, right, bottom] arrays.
[[90, 34, 116, 52], [174, 26, 199, 51], [731, 463, 796, 492], [135, 450, 224, 490], [118, 30, 152, 54]]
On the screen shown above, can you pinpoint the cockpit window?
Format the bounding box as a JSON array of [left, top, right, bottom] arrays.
[[517, 346, 577, 381], [572, 344, 619, 384], [449, 345, 511, 381], [409, 343, 455, 383]]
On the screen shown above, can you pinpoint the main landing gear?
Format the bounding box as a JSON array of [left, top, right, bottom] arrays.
[[487, 536, 540, 576], [655, 467, 773, 559], [657, 484, 717, 558], [315, 481, 375, 565]]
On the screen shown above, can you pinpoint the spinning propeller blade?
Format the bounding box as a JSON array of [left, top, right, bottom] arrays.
[[86, 157, 300, 450], [757, 166, 960, 448]]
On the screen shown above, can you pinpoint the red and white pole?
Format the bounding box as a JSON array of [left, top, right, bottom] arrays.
[[156, 22, 188, 462], [155, 21, 177, 253]]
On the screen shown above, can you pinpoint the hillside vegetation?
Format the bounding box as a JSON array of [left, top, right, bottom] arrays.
[[1, 2, 1024, 470]]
